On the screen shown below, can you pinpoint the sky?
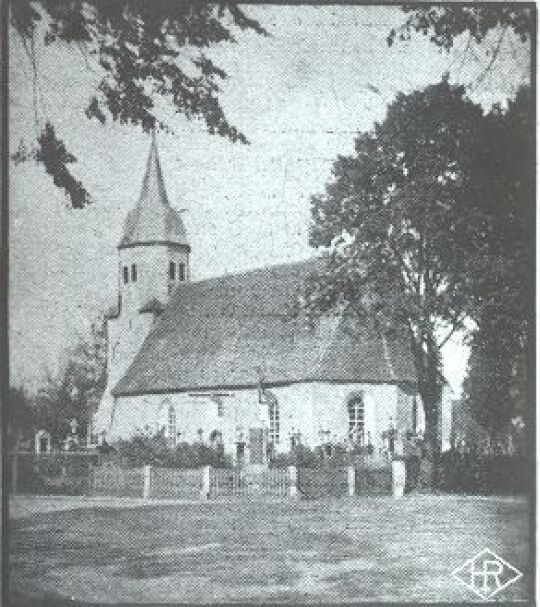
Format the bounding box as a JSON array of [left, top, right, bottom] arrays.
[[9, 5, 531, 394]]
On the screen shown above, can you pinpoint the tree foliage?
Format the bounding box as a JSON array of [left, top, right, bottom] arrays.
[[7, 386, 38, 449], [11, 1, 266, 207], [458, 87, 533, 444], [388, 5, 532, 50], [388, 5, 533, 88], [34, 317, 107, 443], [462, 314, 526, 443], [13, 121, 92, 208], [308, 78, 533, 455], [462, 87, 534, 337]]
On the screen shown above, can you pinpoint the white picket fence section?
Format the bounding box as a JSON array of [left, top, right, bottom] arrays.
[[209, 467, 291, 498]]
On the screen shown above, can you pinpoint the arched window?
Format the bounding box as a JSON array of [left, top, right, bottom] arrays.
[[169, 261, 176, 280], [123, 266, 129, 284], [348, 392, 365, 444], [167, 405, 177, 446], [131, 264, 137, 282], [267, 393, 280, 444], [178, 262, 186, 281]]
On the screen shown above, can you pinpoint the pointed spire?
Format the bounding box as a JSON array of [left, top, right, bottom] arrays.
[[138, 129, 169, 208], [119, 133, 189, 249]]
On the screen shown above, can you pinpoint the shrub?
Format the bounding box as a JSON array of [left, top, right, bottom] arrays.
[[436, 449, 528, 494], [115, 434, 232, 469], [171, 442, 232, 469], [14, 452, 96, 495], [269, 444, 320, 468], [270, 443, 377, 469], [115, 434, 170, 467]]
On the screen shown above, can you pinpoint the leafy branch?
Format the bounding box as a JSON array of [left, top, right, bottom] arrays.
[[10, 1, 267, 207]]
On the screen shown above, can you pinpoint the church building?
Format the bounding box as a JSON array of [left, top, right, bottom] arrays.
[[93, 135, 452, 464]]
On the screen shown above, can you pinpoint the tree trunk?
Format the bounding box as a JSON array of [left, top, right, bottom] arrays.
[[423, 402, 440, 458], [419, 388, 442, 490], [408, 321, 443, 488]]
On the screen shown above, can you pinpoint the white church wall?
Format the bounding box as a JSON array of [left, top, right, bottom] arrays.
[[110, 390, 262, 447], [311, 382, 398, 450], [93, 312, 156, 438], [266, 383, 315, 451], [109, 381, 422, 455], [111, 382, 430, 454], [108, 395, 156, 439]]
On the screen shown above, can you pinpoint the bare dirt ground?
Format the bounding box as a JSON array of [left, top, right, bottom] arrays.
[[9, 495, 530, 603], [9, 495, 201, 519]]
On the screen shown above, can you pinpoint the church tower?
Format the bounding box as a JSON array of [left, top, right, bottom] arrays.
[[118, 131, 190, 312], [92, 133, 189, 442]]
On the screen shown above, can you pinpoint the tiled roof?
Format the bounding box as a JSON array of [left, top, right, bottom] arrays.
[[119, 133, 189, 249], [113, 259, 417, 396]]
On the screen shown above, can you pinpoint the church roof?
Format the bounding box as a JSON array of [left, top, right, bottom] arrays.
[[119, 133, 189, 249], [112, 259, 417, 396]]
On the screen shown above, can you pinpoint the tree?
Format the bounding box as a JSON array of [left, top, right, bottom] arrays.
[[462, 313, 526, 446], [462, 86, 533, 336], [7, 386, 38, 449], [452, 85, 533, 446], [308, 77, 506, 458], [11, 1, 266, 207], [35, 316, 107, 443]]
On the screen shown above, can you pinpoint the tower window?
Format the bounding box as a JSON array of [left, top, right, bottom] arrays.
[[131, 264, 137, 282], [123, 266, 129, 284], [169, 261, 176, 280], [178, 262, 186, 282]]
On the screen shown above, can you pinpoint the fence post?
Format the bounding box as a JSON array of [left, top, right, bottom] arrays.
[[11, 454, 18, 495], [87, 459, 93, 496], [143, 465, 152, 499], [392, 459, 406, 498], [347, 466, 355, 497], [200, 465, 211, 500], [288, 465, 297, 497]]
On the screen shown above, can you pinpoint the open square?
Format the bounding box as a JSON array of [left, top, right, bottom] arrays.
[[10, 495, 530, 603]]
